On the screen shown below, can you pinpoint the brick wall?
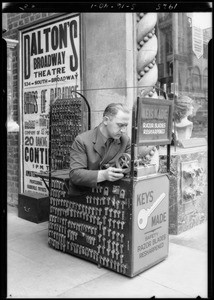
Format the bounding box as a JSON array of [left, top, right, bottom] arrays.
[[7, 134, 19, 206], [3, 13, 56, 206]]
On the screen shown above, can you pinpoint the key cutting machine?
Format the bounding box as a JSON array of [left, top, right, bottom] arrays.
[[47, 96, 173, 277]]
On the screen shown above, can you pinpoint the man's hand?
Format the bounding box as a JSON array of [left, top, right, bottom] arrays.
[[97, 167, 124, 183], [105, 167, 124, 181]]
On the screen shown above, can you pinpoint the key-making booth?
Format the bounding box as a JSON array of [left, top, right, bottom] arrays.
[[37, 95, 173, 277]]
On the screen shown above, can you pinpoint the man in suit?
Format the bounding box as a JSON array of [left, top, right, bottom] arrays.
[[69, 103, 131, 195]]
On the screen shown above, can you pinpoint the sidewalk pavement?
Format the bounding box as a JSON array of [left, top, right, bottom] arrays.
[[7, 205, 208, 298]]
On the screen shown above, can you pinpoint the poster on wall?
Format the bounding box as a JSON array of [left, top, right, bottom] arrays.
[[21, 14, 81, 195]]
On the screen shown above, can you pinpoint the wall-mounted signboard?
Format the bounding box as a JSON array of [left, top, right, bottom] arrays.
[[136, 98, 173, 146], [20, 14, 81, 194]]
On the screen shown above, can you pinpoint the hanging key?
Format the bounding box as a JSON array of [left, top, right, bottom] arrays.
[[104, 207, 109, 216], [121, 221, 125, 230], [98, 234, 102, 243], [116, 262, 120, 272], [106, 258, 110, 266], [113, 261, 117, 270], [102, 237, 106, 247], [106, 197, 111, 205], [102, 226, 106, 236], [111, 196, 116, 207], [107, 239, 111, 249], [120, 254, 124, 264], [117, 210, 121, 218], [113, 209, 117, 218], [115, 201, 120, 210], [111, 231, 116, 240], [108, 218, 112, 228], [116, 220, 120, 230], [93, 215, 97, 224], [104, 244, 110, 256], [91, 207, 95, 215], [121, 201, 125, 210], [102, 216, 107, 225], [98, 222, 102, 230], [92, 196, 96, 205], [112, 220, 116, 229], [102, 256, 106, 266], [101, 197, 106, 205], [98, 208, 102, 216], [96, 217, 100, 225], [116, 232, 120, 242], [112, 241, 115, 250]]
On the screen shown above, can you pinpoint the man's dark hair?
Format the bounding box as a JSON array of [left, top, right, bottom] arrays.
[[103, 103, 130, 118]]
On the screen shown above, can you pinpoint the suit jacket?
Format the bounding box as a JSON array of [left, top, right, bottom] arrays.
[[68, 125, 131, 195]]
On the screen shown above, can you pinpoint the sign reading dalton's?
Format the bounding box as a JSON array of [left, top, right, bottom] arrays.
[[137, 98, 173, 146], [21, 14, 81, 194], [23, 15, 80, 86]]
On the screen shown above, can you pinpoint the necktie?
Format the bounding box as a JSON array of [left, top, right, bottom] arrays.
[[100, 138, 114, 169], [105, 138, 114, 149], [103, 138, 114, 158]]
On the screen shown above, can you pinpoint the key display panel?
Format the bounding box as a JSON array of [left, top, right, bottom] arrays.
[[48, 172, 169, 277], [48, 174, 132, 275], [50, 97, 90, 171], [48, 97, 172, 277]]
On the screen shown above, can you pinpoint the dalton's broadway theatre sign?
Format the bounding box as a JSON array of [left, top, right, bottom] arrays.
[[20, 14, 81, 194]]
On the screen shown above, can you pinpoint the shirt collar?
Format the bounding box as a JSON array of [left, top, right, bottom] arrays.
[[96, 124, 121, 145]]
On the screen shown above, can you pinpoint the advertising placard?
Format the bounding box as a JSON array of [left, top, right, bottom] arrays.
[[132, 175, 169, 275], [136, 98, 173, 146], [21, 14, 81, 194]]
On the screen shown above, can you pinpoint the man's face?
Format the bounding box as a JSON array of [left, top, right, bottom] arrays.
[[104, 110, 130, 139]]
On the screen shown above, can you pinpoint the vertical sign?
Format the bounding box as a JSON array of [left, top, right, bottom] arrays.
[[132, 175, 169, 275], [136, 98, 173, 146], [21, 14, 81, 194], [192, 26, 203, 59]]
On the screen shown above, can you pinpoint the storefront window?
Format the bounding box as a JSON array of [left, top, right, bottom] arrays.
[[157, 12, 212, 140]]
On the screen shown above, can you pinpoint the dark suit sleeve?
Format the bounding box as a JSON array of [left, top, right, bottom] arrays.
[[69, 136, 98, 187]]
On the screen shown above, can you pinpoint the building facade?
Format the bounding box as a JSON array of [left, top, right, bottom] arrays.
[[4, 12, 137, 205], [157, 12, 211, 138], [3, 11, 211, 233]]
